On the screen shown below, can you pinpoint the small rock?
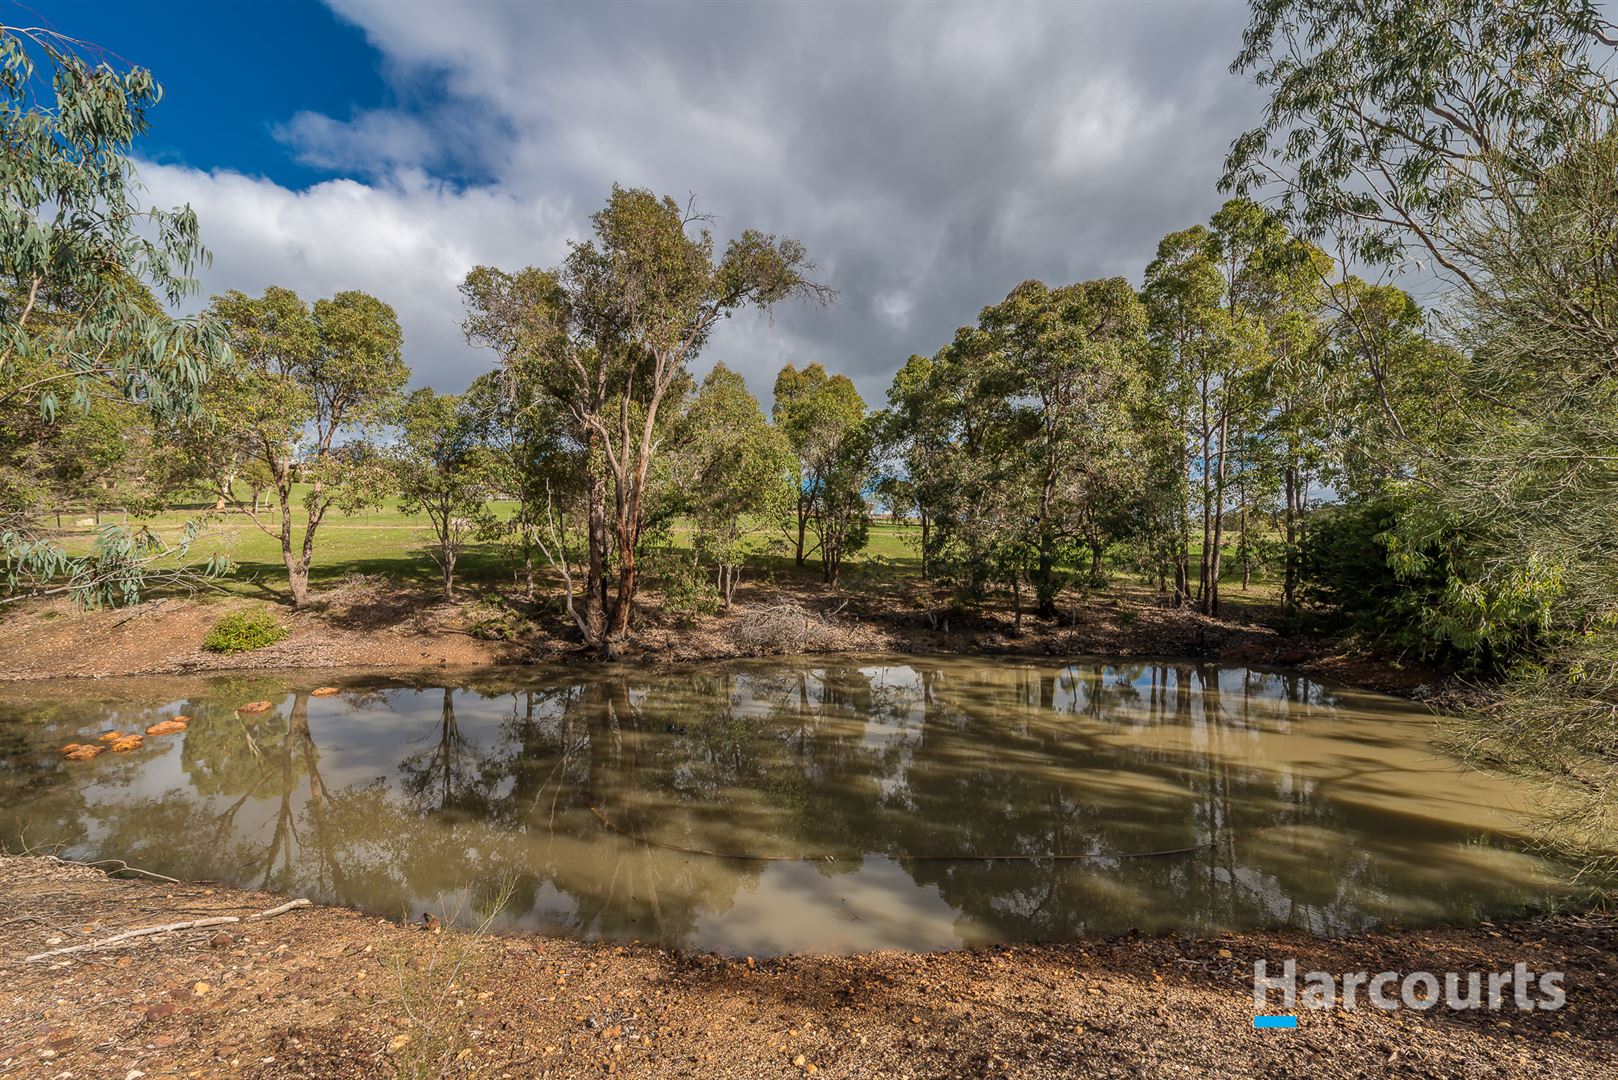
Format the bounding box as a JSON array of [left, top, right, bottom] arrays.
[[237, 701, 274, 715], [192, 982, 211, 996]]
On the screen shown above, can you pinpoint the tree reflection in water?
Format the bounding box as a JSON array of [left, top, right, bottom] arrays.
[[0, 657, 1575, 954]]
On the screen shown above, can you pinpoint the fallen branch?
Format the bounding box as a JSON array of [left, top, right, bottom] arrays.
[[78, 858, 181, 884], [34, 853, 182, 885], [252, 898, 312, 920], [25, 897, 312, 962]]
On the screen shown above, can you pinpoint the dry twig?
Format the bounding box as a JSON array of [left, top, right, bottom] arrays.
[[25, 898, 311, 962]]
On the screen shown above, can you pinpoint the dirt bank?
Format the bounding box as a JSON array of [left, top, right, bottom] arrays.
[[0, 575, 1436, 697], [0, 856, 1613, 1079]]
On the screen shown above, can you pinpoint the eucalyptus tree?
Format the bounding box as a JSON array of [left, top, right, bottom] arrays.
[[463, 370, 584, 601], [915, 326, 1017, 605], [463, 187, 827, 654], [876, 351, 947, 577], [807, 415, 877, 586], [1143, 202, 1320, 614], [900, 280, 1146, 619], [0, 26, 232, 606], [1212, 199, 1338, 609], [671, 364, 794, 605], [206, 287, 406, 608], [978, 278, 1148, 614], [1258, 280, 1333, 612], [393, 388, 499, 601], [1142, 226, 1233, 611], [772, 361, 867, 568], [1227, 0, 1618, 862], [1225, 0, 1618, 284]]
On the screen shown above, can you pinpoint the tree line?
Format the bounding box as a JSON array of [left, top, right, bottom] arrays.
[[6, 5, 1618, 864]]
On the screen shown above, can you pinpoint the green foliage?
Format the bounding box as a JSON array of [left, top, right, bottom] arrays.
[[644, 544, 722, 623], [905, 276, 1148, 614], [393, 388, 498, 600], [204, 286, 407, 607], [773, 361, 870, 580], [0, 29, 227, 422], [462, 598, 531, 642], [462, 370, 586, 601], [202, 608, 288, 654], [0, 27, 233, 607], [1300, 496, 1554, 673], [811, 415, 876, 586], [673, 364, 794, 604], [462, 186, 826, 648], [1231, 0, 1618, 871], [1224, 0, 1618, 274], [1141, 200, 1332, 614]]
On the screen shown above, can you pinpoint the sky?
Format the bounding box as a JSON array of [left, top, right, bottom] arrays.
[[20, 0, 1264, 406]]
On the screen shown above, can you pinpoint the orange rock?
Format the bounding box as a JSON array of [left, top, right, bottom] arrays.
[[145, 719, 188, 736], [96, 731, 124, 743], [60, 743, 89, 754], [311, 687, 340, 697], [109, 734, 144, 753], [237, 701, 273, 714], [65, 745, 103, 761]]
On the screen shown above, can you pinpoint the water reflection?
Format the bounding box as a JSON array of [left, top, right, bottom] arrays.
[[0, 657, 1571, 955]]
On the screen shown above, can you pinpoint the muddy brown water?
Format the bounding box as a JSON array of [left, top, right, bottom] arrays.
[[0, 656, 1574, 955]]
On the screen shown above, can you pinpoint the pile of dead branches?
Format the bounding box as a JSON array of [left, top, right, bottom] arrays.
[[730, 601, 858, 655]]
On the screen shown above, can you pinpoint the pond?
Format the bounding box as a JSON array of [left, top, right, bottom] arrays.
[[0, 656, 1572, 955]]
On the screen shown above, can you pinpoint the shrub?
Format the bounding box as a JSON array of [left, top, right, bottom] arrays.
[[646, 547, 721, 624], [1299, 494, 1556, 673], [202, 609, 288, 653], [464, 599, 528, 642]]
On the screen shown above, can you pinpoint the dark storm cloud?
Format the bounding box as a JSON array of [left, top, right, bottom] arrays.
[[155, 0, 1264, 404]]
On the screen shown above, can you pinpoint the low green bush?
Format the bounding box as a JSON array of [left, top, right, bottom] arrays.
[[202, 609, 288, 653], [1299, 494, 1556, 673]]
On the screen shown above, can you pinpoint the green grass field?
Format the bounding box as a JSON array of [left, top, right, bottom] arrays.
[[45, 484, 1274, 605]]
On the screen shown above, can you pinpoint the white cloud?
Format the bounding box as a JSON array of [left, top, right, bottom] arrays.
[[141, 163, 576, 391], [136, 1, 1263, 406], [274, 109, 438, 175]]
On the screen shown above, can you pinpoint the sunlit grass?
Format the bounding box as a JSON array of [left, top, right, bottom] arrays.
[[41, 483, 1279, 604]]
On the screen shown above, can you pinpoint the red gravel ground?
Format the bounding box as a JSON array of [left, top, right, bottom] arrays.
[[1, 856, 1614, 1079]]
